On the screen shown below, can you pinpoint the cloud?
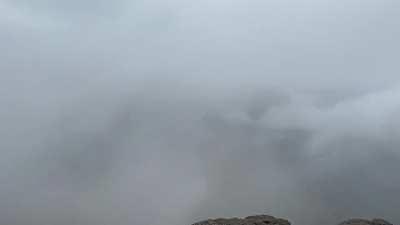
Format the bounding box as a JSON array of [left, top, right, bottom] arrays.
[[0, 1, 400, 225], [3, 0, 128, 18]]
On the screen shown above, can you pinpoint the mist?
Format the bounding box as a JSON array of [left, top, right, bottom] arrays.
[[1, 1, 400, 225]]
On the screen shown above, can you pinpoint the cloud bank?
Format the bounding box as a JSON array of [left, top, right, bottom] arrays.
[[1, 1, 400, 225]]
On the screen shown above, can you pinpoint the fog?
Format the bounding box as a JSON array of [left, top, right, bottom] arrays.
[[1, 1, 400, 225]]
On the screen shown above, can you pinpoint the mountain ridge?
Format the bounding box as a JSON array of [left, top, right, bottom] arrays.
[[191, 215, 393, 225]]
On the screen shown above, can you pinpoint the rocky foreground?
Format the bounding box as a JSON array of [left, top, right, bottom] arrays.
[[192, 215, 393, 225]]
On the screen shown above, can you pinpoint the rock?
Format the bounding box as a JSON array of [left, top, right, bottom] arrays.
[[338, 218, 393, 225], [192, 215, 394, 225], [192, 215, 291, 225]]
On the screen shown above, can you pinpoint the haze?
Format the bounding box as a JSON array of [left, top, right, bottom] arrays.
[[1, 1, 400, 225]]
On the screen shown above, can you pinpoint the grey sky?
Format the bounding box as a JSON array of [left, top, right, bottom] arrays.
[[1, 1, 400, 225]]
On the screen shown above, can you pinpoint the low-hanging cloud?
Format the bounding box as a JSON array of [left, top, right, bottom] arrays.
[[1, 1, 400, 225]]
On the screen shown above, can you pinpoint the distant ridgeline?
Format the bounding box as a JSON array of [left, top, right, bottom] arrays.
[[192, 215, 393, 225]]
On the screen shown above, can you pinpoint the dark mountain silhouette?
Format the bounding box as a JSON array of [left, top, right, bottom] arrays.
[[191, 215, 393, 225]]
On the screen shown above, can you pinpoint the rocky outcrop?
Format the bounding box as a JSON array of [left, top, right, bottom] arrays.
[[192, 215, 394, 225], [338, 218, 393, 225], [192, 215, 291, 225]]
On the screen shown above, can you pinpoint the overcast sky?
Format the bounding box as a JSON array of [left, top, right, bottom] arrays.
[[1, 1, 400, 225]]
